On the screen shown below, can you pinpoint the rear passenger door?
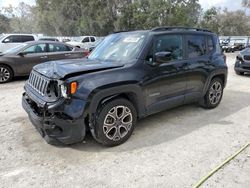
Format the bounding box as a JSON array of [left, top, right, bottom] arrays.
[[184, 34, 213, 102]]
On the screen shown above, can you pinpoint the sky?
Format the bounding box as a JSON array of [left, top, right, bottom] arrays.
[[0, 0, 246, 11]]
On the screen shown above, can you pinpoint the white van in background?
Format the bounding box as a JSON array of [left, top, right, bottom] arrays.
[[0, 34, 38, 53]]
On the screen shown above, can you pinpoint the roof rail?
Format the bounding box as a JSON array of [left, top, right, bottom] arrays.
[[151, 26, 212, 33]]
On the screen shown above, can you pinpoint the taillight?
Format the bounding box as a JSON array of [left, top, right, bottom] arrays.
[[83, 51, 90, 57]]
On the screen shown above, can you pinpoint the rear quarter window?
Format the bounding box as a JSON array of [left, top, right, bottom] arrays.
[[48, 43, 71, 52], [207, 36, 215, 52]]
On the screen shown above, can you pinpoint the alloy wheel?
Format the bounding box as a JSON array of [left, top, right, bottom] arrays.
[[0, 67, 11, 83], [208, 81, 222, 105], [103, 105, 133, 141]]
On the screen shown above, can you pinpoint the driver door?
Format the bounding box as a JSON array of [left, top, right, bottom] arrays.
[[142, 34, 189, 115]]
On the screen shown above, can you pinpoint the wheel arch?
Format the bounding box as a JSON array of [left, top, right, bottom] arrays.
[[202, 70, 227, 96], [87, 84, 146, 119]]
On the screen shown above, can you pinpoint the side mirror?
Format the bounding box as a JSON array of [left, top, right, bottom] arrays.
[[18, 52, 28, 56], [155, 51, 172, 64], [3, 38, 10, 43]]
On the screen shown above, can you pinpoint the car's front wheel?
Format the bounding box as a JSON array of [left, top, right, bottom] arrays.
[[200, 77, 224, 109], [91, 98, 137, 146], [0, 65, 13, 83]]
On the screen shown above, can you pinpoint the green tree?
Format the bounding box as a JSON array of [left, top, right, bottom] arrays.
[[0, 14, 10, 33], [199, 7, 220, 34], [219, 9, 250, 35]]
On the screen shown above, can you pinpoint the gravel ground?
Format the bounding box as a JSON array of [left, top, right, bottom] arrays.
[[0, 53, 249, 188]]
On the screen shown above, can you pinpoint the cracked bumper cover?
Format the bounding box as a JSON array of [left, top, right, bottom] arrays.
[[22, 92, 87, 145]]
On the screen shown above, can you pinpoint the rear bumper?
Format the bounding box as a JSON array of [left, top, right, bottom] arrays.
[[22, 92, 86, 145], [234, 67, 250, 73]]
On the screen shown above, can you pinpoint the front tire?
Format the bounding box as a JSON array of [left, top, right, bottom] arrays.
[[91, 98, 137, 146], [200, 78, 224, 109], [0, 65, 13, 83]]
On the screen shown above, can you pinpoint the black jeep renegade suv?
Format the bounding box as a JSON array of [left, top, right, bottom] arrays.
[[22, 27, 228, 146]]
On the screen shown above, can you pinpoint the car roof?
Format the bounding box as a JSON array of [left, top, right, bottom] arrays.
[[39, 37, 58, 39], [2, 33, 37, 36], [113, 27, 216, 37], [24, 41, 69, 45]]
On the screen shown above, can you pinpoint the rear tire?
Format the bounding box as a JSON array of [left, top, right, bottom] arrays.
[[91, 98, 137, 147], [200, 78, 224, 109], [235, 71, 244, 75], [0, 65, 13, 83]]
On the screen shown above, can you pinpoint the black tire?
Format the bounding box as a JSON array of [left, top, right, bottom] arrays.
[[0, 65, 13, 83], [235, 71, 244, 75], [199, 77, 224, 109], [91, 98, 137, 147]]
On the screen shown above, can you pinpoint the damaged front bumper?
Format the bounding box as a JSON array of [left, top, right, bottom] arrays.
[[22, 92, 87, 145]]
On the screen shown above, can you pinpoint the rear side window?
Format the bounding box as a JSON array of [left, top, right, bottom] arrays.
[[187, 35, 206, 58], [48, 43, 71, 52], [20, 35, 34, 42], [90, 37, 95, 42]]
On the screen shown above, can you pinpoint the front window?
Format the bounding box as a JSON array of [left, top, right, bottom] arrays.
[[153, 34, 183, 62], [23, 44, 46, 54], [82, 37, 90, 43], [89, 32, 146, 62]]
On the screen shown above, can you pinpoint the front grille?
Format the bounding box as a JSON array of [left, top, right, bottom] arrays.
[[243, 55, 250, 61], [28, 71, 50, 96]]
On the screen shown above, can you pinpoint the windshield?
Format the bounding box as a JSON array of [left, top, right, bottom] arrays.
[[88, 32, 146, 62], [3, 43, 27, 54], [72, 37, 84, 42], [0, 34, 6, 41]]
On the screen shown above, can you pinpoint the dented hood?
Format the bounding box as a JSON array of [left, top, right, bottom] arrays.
[[33, 58, 124, 79]]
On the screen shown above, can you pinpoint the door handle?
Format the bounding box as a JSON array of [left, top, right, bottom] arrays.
[[40, 56, 48, 59], [65, 53, 71, 57]]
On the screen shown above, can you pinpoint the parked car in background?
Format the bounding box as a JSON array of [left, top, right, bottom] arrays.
[[0, 34, 38, 53], [0, 41, 87, 83], [39, 37, 59, 42], [221, 41, 236, 53], [89, 37, 105, 52], [66, 36, 97, 49], [22, 27, 227, 146], [62, 38, 71, 43], [234, 48, 250, 75]]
